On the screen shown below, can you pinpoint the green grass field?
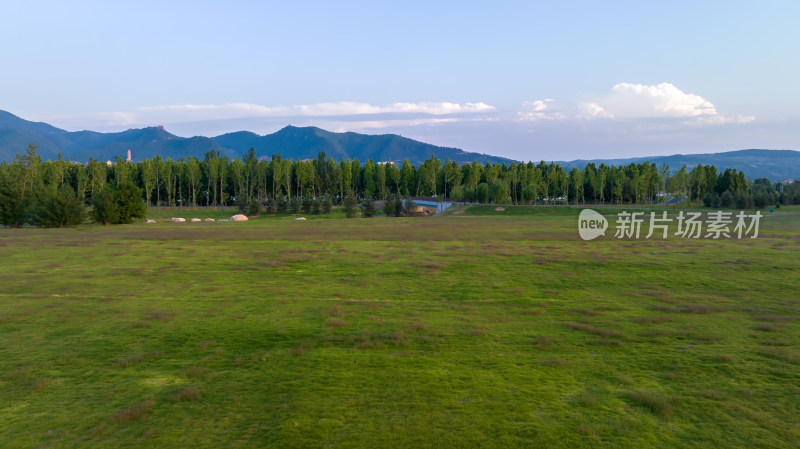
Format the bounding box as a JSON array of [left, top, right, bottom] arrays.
[[1, 206, 799, 448]]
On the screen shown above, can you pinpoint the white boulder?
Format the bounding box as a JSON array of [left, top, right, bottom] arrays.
[[295, 217, 307, 220], [171, 217, 186, 223], [191, 218, 202, 222], [231, 214, 249, 222], [204, 218, 215, 222]]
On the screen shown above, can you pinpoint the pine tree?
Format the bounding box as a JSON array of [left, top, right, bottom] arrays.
[[32, 184, 86, 228], [322, 195, 332, 214], [343, 191, 358, 218], [383, 195, 398, 217], [290, 197, 301, 214], [301, 196, 312, 213], [361, 197, 375, 217]]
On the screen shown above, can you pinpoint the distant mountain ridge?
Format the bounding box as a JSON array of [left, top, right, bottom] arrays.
[[558, 149, 800, 181], [0, 109, 797, 179], [0, 110, 512, 165]]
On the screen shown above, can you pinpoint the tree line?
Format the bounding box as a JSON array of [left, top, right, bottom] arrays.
[[2, 144, 798, 227]]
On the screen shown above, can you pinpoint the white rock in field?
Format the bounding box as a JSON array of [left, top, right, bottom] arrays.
[[295, 217, 307, 220], [204, 218, 215, 222], [231, 214, 249, 222], [191, 218, 202, 222], [171, 217, 186, 223], [145, 219, 157, 224]]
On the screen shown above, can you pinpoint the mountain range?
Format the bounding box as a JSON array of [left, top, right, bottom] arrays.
[[0, 110, 512, 165], [558, 150, 800, 181], [0, 109, 798, 180]]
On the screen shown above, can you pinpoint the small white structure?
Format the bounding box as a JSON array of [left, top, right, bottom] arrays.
[[231, 214, 248, 222], [171, 217, 186, 223], [204, 218, 215, 222], [191, 218, 202, 222], [295, 217, 307, 220], [145, 219, 157, 224]]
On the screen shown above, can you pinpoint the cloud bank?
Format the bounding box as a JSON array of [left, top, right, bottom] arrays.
[[577, 82, 755, 124], [29, 82, 769, 161], [110, 101, 495, 125], [517, 83, 754, 125]]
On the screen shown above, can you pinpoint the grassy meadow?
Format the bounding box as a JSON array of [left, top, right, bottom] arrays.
[[1, 205, 799, 448]]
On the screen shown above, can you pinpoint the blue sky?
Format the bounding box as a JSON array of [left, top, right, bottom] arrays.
[[2, 0, 798, 160]]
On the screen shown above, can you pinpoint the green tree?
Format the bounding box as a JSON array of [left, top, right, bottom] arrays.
[[322, 195, 332, 214], [90, 187, 119, 225], [521, 183, 538, 205], [489, 180, 510, 204], [475, 183, 489, 203], [296, 161, 315, 198], [383, 194, 399, 217], [163, 159, 176, 207], [116, 182, 147, 223], [205, 151, 220, 206], [362, 160, 376, 199], [152, 155, 164, 206], [343, 191, 358, 218], [230, 158, 247, 209], [140, 159, 156, 206], [32, 184, 86, 228], [246, 197, 262, 216], [360, 197, 375, 217], [277, 196, 288, 213], [400, 159, 414, 196], [289, 196, 301, 214], [402, 197, 416, 217], [375, 163, 387, 199], [387, 162, 401, 196], [90, 182, 146, 225], [185, 157, 201, 207], [301, 195, 312, 213], [340, 159, 352, 200], [0, 145, 41, 227]]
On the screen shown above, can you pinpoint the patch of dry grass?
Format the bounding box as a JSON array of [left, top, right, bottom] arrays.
[[326, 318, 349, 327], [180, 366, 206, 378], [634, 316, 674, 324], [145, 311, 174, 322], [171, 387, 202, 402], [564, 322, 626, 339], [623, 391, 674, 418], [539, 358, 567, 367], [114, 400, 155, 423]]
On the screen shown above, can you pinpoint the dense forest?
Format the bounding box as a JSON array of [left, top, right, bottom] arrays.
[[1, 145, 798, 227]]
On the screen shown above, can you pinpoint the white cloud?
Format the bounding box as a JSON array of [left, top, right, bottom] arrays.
[[522, 99, 552, 112], [517, 99, 564, 121], [578, 82, 754, 124], [328, 118, 461, 132], [578, 102, 614, 119], [140, 101, 495, 119], [603, 82, 716, 118], [693, 114, 756, 125], [38, 101, 497, 133]]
